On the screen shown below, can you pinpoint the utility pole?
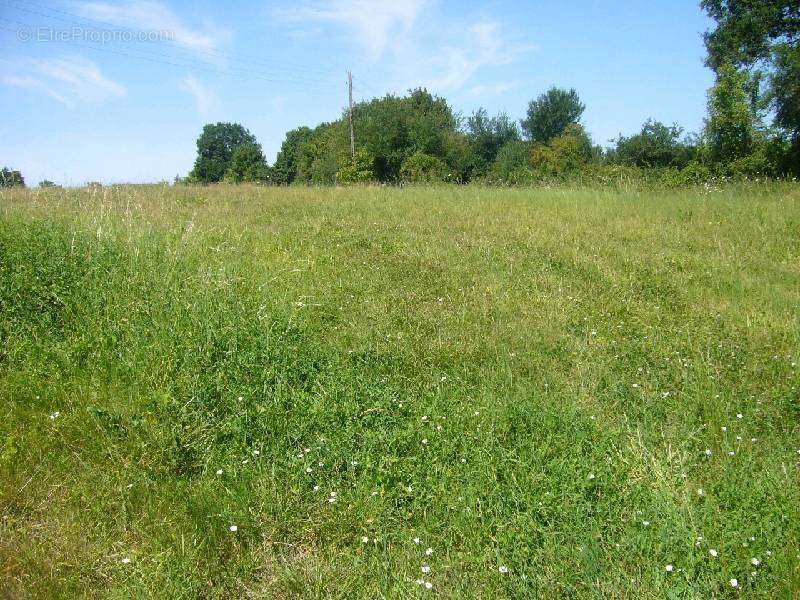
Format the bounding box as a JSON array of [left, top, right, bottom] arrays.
[[347, 70, 355, 158]]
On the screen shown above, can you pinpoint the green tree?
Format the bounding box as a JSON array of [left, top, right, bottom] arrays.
[[336, 149, 375, 184], [705, 64, 757, 162], [529, 123, 594, 175], [521, 87, 585, 144], [38, 180, 59, 188], [490, 141, 531, 181], [189, 123, 258, 183], [613, 120, 695, 168], [465, 109, 520, 176], [400, 152, 448, 183], [272, 126, 314, 184], [224, 143, 270, 183], [0, 167, 25, 188], [702, 0, 800, 161]]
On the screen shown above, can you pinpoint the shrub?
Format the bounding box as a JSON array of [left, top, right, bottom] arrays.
[[399, 152, 447, 183], [1, 167, 25, 188], [336, 149, 375, 184]]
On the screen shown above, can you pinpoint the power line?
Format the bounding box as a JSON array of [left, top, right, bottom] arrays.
[[0, 15, 342, 89], [7, 0, 345, 78]]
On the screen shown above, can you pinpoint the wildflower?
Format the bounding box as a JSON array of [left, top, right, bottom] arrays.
[[697, 488, 704, 496], [362, 536, 369, 544], [736, 413, 743, 419], [48, 411, 60, 420], [328, 497, 336, 504], [351, 461, 358, 466], [642, 520, 650, 527], [371, 491, 378, 496], [499, 565, 509, 574], [705, 449, 713, 456], [330, 491, 337, 498], [216, 469, 223, 475], [587, 473, 595, 480], [665, 564, 674, 572], [424, 581, 433, 590], [421, 564, 430, 574], [422, 415, 428, 421], [304, 448, 311, 453], [730, 578, 738, 588], [313, 485, 320, 491], [436, 425, 442, 431], [728, 451, 735, 456], [121, 557, 131, 564], [252, 450, 260, 456], [461, 458, 466, 463], [422, 439, 428, 445], [709, 549, 718, 557], [306, 467, 313, 473], [413, 537, 420, 544], [425, 548, 433, 556], [229, 525, 238, 532], [751, 557, 760, 566], [722, 426, 727, 432]]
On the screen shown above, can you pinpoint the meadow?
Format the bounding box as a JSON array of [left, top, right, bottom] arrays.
[[0, 183, 798, 598]]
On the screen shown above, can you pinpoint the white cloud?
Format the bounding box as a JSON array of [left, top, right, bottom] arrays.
[[275, 2, 533, 95], [275, 0, 428, 59], [179, 75, 216, 117], [424, 21, 533, 92], [74, 0, 229, 58], [0, 56, 126, 107]]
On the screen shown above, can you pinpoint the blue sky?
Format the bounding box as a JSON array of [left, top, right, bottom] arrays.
[[0, 0, 714, 185]]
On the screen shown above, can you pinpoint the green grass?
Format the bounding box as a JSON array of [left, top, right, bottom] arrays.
[[1, 183, 798, 598]]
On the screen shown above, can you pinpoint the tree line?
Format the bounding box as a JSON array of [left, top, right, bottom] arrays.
[[178, 0, 798, 187], [2, 0, 797, 188]]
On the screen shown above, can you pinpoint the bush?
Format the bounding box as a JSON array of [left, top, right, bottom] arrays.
[[529, 124, 593, 176], [400, 152, 447, 183], [1, 167, 25, 188], [336, 149, 375, 184]]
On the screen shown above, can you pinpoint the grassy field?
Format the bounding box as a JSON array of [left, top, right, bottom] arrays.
[[1, 183, 799, 598]]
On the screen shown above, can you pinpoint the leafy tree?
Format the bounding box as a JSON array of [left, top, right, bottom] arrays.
[[336, 149, 375, 184], [38, 180, 59, 188], [705, 64, 757, 162], [490, 141, 531, 181], [773, 44, 800, 131], [529, 123, 594, 175], [189, 123, 259, 183], [521, 87, 585, 143], [354, 89, 456, 182], [613, 120, 695, 168], [702, 1, 800, 146], [1, 167, 25, 188], [224, 142, 270, 183], [272, 126, 314, 184], [465, 109, 520, 176], [400, 152, 448, 183]]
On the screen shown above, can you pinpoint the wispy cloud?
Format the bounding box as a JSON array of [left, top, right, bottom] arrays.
[[179, 75, 215, 117], [423, 21, 533, 92], [275, 0, 428, 59], [74, 0, 230, 58], [0, 56, 126, 108], [274, 1, 532, 95]]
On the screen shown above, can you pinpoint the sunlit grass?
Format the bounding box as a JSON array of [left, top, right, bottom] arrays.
[[1, 183, 798, 597]]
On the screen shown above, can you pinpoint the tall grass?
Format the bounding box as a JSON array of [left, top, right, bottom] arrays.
[[1, 183, 798, 598]]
